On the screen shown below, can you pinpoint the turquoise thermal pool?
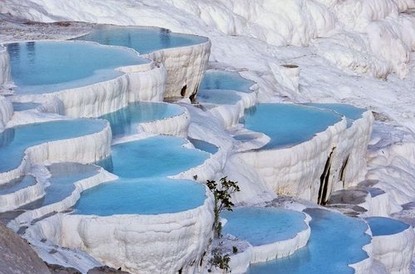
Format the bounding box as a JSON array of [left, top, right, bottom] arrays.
[[107, 136, 210, 178], [7, 41, 148, 93], [100, 102, 184, 138], [248, 208, 371, 274], [200, 70, 254, 93], [75, 177, 206, 216], [305, 103, 365, 127], [366, 217, 410, 236], [0, 119, 107, 172], [222, 207, 308, 246], [197, 89, 242, 105], [242, 103, 342, 149], [75, 26, 208, 54]]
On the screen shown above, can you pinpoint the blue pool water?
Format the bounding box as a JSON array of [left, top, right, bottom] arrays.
[[366, 217, 410, 236], [100, 102, 184, 138], [222, 207, 307, 246], [305, 103, 365, 127], [189, 138, 218, 154], [38, 163, 101, 206], [243, 104, 342, 149], [0, 176, 36, 195], [0, 119, 107, 172], [200, 70, 254, 93], [75, 177, 206, 216], [7, 41, 147, 93], [248, 208, 371, 274], [75, 26, 208, 54], [197, 89, 242, 105], [108, 136, 209, 178]]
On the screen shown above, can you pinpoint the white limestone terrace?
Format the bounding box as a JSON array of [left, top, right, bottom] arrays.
[[20, 134, 219, 274], [7, 163, 117, 231], [221, 207, 311, 273], [197, 70, 258, 129], [2, 40, 166, 118], [366, 216, 415, 274], [74, 25, 211, 100], [0, 118, 111, 186], [0, 46, 11, 87]]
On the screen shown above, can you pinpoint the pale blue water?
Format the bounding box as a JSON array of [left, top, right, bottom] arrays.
[[108, 136, 209, 178], [366, 217, 410, 236], [12, 102, 41, 111], [0, 119, 107, 173], [7, 41, 147, 93], [0, 176, 36, 195], [200, 70, 254, 93], [305, 103, 365, 127], [243, 104, 342, 149], [305, 103, 365, 121], [39, 163, 101, 206], [75, 26, 207, 54], [75, 177, 206, 216], [189, 138, 218, 154], [100, 102, 183, 138], [197, 89, 241, 105], [248, 208, 371, 274], [222, 207, 307, 246]]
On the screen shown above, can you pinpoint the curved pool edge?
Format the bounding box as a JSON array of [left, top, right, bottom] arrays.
[[0, 119, 112, 184], [25, 186, 215, 274], [8, 166, 118, 232]]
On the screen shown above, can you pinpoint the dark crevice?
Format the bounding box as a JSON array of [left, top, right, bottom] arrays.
[[318, 148, 335, 205], [340, 155, 350, 187], [180, 85, 187, 97]]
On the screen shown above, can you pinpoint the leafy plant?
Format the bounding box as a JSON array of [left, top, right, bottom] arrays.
[[206, 177, 240, 272], [206, 177, 240, 238]]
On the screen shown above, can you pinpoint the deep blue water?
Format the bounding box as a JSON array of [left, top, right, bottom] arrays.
[[7, 41, 147, 93], [366, 217, 410, 236], [75, 26, 207, 54], [243, 104, 342, 149], [248, 208, 371, 274]]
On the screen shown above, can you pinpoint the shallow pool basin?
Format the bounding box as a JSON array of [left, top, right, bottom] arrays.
[[100, 102, 184, 138], [75, 26, 208, 54], [107, 136, 209, 178], [304, 103, 365, 127], [366, 217, 410, 236], [248, 208, 371, 274], [7, 41, 148, 94], [75, 177, 206, 216], [200, 70, 254, 93], [0, 119, 107, 173], [242, 103, 342, 149]]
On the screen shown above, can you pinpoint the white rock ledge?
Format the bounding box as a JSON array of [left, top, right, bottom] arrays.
[[240, 118, 348, 203], [144, 38, 211, 100], [26, 190, 215, 274], [14, 61, 166, 118], [0, 45, 11, 86]]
